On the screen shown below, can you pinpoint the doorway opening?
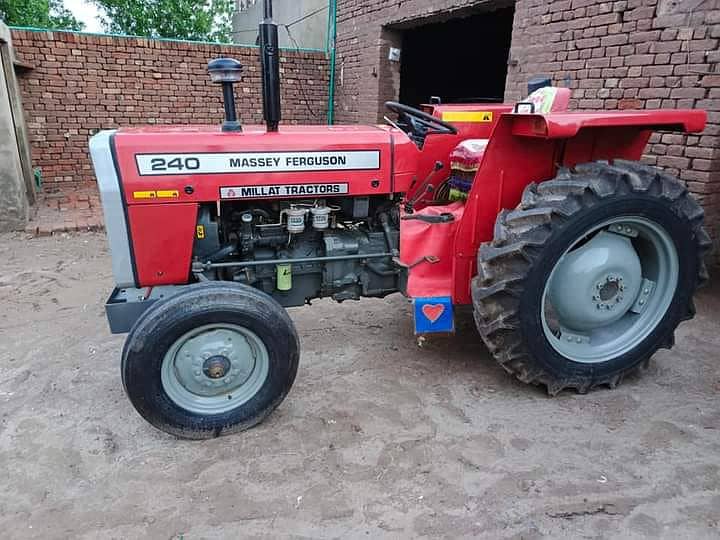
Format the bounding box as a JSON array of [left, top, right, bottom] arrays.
[[398, 6, 515, 108]]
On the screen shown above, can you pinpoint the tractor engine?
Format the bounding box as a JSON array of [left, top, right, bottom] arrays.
[[193, 196, 401, 307]]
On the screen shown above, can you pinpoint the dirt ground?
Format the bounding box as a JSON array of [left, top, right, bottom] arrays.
[[0, 232, 719, 540]]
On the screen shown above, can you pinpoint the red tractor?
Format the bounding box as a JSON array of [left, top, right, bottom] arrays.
[[90, 1, 711, 439]]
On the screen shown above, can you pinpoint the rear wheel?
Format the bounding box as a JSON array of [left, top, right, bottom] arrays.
[[472, 161, 711, 395], [122, 282, 299, 439]]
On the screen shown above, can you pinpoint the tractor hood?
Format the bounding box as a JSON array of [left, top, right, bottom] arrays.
[[106, 124, 420, 205]]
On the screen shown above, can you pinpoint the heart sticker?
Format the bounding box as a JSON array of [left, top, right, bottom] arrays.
[[422, 304, 445, 324]]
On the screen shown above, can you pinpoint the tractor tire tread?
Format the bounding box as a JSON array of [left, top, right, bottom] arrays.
[[472, 160, 710, 395]]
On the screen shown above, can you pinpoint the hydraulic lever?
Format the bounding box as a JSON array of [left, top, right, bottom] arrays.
[[404, 161, 444, 214]]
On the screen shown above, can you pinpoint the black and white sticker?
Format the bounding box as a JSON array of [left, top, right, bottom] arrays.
[[136, 151, 380, 176], [221, 183, 350, 199]]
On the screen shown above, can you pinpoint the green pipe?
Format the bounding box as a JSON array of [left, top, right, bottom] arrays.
[[326, 0, 337, 125]]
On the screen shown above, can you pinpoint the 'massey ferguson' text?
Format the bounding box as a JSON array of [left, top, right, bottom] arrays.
[[228, 155, 348, 169]]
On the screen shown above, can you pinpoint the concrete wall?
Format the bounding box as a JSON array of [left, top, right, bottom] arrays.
[[233, 0, 329, 50], [11, 29, 330, 188], [0, 22, 30, 231]]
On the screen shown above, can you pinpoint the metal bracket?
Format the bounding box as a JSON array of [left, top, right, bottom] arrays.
[[559, 327, 590, 345], [105, 286, 182, 334], [608, 223, 639, 238], [630, 278, 656, 314], [395, 255, 440, 270], [401, 213, 455, 224]]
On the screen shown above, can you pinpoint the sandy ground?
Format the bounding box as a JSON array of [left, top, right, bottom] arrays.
[[0, 232, 719, 540]]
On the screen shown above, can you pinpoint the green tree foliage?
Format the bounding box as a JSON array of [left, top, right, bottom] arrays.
[[92, 0, 234, 42], [0, 0, 84, 30]]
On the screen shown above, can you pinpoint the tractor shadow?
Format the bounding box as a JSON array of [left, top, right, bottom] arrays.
[[412, 306, 538, 394]]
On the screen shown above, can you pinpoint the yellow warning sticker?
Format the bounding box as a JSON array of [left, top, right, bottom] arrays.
[[133, 190, 179, 200], [441, 111, 494, 123], [196, 225, 205, 240]]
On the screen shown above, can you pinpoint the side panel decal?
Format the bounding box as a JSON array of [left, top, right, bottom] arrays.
[[441, 111, 494, 123], [136, 150, 381, 176], [220, 183, 349, 200]]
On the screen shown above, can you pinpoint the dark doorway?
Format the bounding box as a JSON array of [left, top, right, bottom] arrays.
[[399, 7, 515, 108]]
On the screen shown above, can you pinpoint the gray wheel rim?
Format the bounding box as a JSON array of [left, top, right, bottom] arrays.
[[542, 216, 679, 364], [161, 323, 270, 415]]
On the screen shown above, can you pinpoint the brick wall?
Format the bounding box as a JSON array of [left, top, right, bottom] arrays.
[[334, 0, 503, 124], [335, 0, 719, 263], [505, 0, 720, 262], [10, 29, 330, 188]]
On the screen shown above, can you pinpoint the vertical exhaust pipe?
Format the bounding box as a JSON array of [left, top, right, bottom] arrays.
[[260, 0, 281, 132]]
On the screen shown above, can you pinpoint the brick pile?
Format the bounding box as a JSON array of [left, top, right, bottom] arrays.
[[26, 183, 104, 236]]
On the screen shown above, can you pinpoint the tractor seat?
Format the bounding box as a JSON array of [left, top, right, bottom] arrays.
[[454, 87, 572, 161], [445, 87, 572, 202], [518, 86, 571, 115]]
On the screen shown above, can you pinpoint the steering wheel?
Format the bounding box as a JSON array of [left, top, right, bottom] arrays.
[[384, 102, 458, 145]]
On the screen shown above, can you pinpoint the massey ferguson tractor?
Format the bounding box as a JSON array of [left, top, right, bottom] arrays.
[[90, 1, 710, 439]]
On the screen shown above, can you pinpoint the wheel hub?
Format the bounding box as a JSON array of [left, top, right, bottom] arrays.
[[594, 275, 625, 310], [161, 324, 270, 414], [548, 231, 642, 331], [203, 356, 231, 379]]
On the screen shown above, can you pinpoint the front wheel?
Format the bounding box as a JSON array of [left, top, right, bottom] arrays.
[[472, 161, 711, 395], [122, 282, 300, 439]]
